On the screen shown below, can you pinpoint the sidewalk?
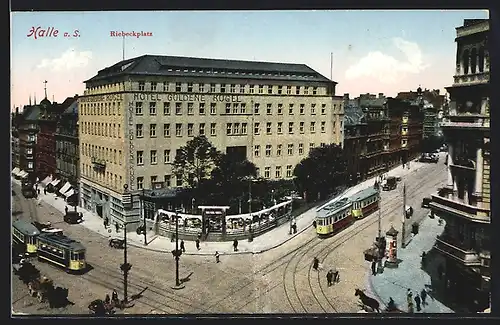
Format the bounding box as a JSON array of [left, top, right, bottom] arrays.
[[11, 159, 429, 257], [366, 216, 454, 313]]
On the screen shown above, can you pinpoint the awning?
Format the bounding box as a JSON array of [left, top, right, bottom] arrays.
[[50, 179, 61, 186], [63, 189, 75, 198], [17, 170, 25, 177], [41, 176, 53, 186], [20, 171, 29, 178], [12, 167, 20, 175], [59, 182, 72, 194]]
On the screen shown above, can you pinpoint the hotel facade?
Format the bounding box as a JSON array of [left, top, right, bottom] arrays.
[[78, 55, 344, 224]]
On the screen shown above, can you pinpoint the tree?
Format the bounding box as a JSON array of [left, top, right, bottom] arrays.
[[293, 143, 347, 201], [172, 135, 222, 189]]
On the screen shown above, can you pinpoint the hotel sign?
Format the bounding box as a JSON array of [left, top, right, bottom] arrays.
[[133, 93, 242, 103], [128, 101, 135, 191]]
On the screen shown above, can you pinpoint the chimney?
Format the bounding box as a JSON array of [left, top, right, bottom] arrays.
[[343, 93, 349, 100], [378, 93, 384, 98]]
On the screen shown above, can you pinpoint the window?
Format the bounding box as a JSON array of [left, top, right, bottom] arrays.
[[210, 103, 217, 115], [164, 82, 169, 92], [288, 122, 294, 134], [277, 122, 283, 134], [139, 82, 145, 91], [239, 84, 245, 93], [310, 143, 315, 152], [187, 103, 194, 115], [233, 123, 240, 134], [254, 103, 260, 114], [313, 87, 318, 95], [226, 103, 231, 114], [311, 104, 316, 115], [226, 123, 232, 135], [175, 103, 182, 115], [232, 103, 239, 114], [176, 175, 182, 187], [278, 86, 283, 94], [164, 175, 171, 187], [135, 102, 143, 115], [164, 124, 171, 137], [267, 104, 272, 115], [187, 123, 194, 136], [277, 104, 283, 115], [254, 122, 260, 135], [150, 124, 157, 137], [267, 85, 273, 94], [137, 177, 144, 190], [149, 102, 156, 115], [304, 87, 309, 95], [249, 85, 255, 94], [210, 123, 216, 136], [321, 121, 326, 133], [275, 166, 282, 178], [265, 144, 272, 156], [286, 165, 293, 178], [220, 84, 226, 93], [137, 151, 144, 165], [264, 167, 271, 179], [150, 150, 157, 165], [258, 85, 264, 94], [295, 86, 300, 95], [150, 176, 158, 187], [310, 122, 316, 133], [298, 143, 304, 155], [256, 168, 260, 177], [210, 84, 216, 93], [187, 83, 193, 93], [136, 124, 143, 138], [175, 123, 182, 137], [321, 104, 326, 115], [199, 103, 206, 115], [199, 84, 205, 93], [241, 123, 247, 134], [287, 144, 294, 155], [299, 122, 305, 133], [240, 103, 246, 113], [164, 150, 170, 163], [266, 122, 272, 134], [289, 104, 294, 115], [164, 102, 171, 115], [299, 104, 305, 115], [28, 162, 33, 169], [286, 86, 291, 94], [230, 84, 236, 93], [176, 83, 182, 92], [254, 145, 260, 157], [199, 123, 205, 135]]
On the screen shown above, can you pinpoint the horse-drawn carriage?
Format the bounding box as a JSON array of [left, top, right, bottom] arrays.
[[355, 289, 406, 313]]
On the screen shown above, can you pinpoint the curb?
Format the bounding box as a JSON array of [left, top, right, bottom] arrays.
[[365, 270, 388, 310]]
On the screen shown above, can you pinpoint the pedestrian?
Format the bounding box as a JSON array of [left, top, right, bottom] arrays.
[[115, 222, 119, 233], [65, 206, 68, 214], [180, 240, 185, 252], [105, 294, 110, 304], [371, 261, 377, 276], [312, 220, 317, 229], [387, 297, 396, 311], [333, 268, 339, 283], [407, 290, 414, 313], [37, 188, 40, 195], [195, 239, 200, 250], [233, 239, 238, 252], [313, 257, 319, 270], [112, 290, 118, 303], [326, 270, 333, 286], [215, 251, 220, 263], [420, 289, 427, 306], [421, 251, 427, 268], [414, 293, 421, 311], [44, 188, 47, 195]]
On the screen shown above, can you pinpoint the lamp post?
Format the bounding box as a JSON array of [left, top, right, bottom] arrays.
[[401, 182, 407, 249], [141, 188, 147, 246], [120, 184, 136, 308], [171, 208, 185, 290]]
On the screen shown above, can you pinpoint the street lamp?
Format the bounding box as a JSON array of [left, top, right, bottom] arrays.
[[171, 208, 185, 290], [120, 184, 138, 308], [141, 188, 147, 246]]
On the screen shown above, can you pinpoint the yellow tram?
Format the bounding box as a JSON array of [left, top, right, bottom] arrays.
[[12, 220, 41, 255], [37, 233, 87, 273], [316, 198, 354, 237], [350, 187, 380, 220]]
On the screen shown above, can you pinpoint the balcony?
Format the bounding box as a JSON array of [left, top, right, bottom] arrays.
[[91, 156, 106, 169], [430, 189, 490, 223], [453, 72, 489, 85], [434, 235, 481, 266], [441, 117, 489, 130]]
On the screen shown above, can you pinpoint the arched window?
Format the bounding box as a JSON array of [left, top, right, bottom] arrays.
[[470, 48, 477, 74], [462, 49, 470, 74], [478, 47, 485, 72]]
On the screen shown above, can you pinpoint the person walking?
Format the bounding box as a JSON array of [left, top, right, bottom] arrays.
[[371, 261, 377, 276], [233, 239, 239, 252], [65, 206, 68, 214], [115, 222, 119, 233], [214, 251, 220, 263], [180, 240, 185, 253], [105, 294, 111, 304], [420, 289, 427, 306], [326, 270, 333, 286], [195, 239, 200, 250], [414, 293, 421, 312], [112, 290, 119, 303], [43, 188, 47, 195], [333, 268, 339, 283], [313, 257, 319, 271], [407, 290, 414, 313]]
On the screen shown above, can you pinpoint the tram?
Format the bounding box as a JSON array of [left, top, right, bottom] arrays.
[[12, 220, 41, 255], [36, 233, 87, 273], [351, 187, 380, 220], [316, 198, 354, 238]]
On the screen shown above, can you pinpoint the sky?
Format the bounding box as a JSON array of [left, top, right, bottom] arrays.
[[11, 10, 489, 109]]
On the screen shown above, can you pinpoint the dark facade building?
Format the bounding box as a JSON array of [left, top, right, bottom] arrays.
[[11, 108, 23, 170], [429, 19, 490, 312], [343, 97, 367, 185], [17, 104, 42, 182], [55, 96, 80, 202], [36, 97, 62, 180]]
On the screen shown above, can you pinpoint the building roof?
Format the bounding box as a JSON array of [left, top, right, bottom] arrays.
[[23, 105, 41, 122], [344, 104, 366, 126], [60, 97, 78, 115], [85, 55, 335, 84]]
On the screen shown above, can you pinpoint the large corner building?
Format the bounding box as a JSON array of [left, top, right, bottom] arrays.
[[79, 55, 344, 224], [429, 19, 490, 311]]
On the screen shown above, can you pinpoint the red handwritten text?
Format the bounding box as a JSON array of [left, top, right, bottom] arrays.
[[27, 26, 80, 39]]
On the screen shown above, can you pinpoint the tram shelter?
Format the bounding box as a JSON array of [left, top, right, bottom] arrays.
[[198, 206, 230, 238]]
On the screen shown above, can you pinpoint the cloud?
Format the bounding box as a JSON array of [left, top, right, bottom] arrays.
[[37, 48, 93, 71], [345, 37, 430, 84]]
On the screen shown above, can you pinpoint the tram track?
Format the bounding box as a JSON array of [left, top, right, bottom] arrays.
[[228, 164, 445, 313]]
